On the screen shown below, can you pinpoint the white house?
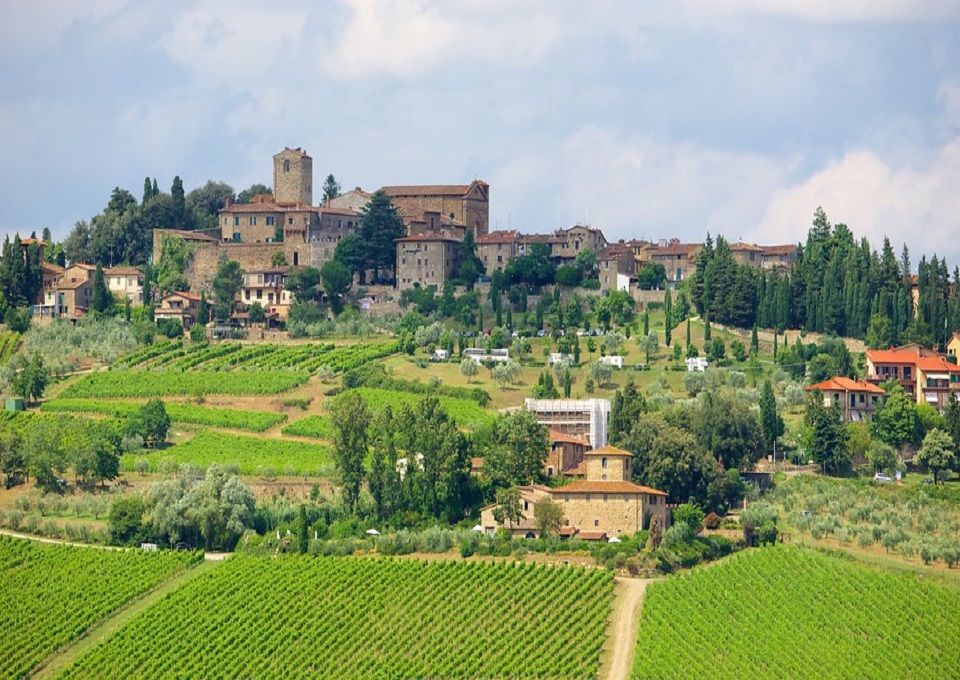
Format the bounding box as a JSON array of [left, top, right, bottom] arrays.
[[462, 348, 510, 363], [686, 357, 709, 372], [548, 352, 575, 366], [432, 349, 449, 361], [599, 355, 625, 368]]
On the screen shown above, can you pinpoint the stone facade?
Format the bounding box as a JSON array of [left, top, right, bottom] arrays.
[[545, 429, 589, 477], [480, 445, 670, 538], [477, 230, 523, 273], [273, 147, 313, 205], [395, 233, 461, 291], [597, 245, 634, 294], [155, 292, 200, 327], [383, 181, 489, 238], [649, 241, 702, 284]]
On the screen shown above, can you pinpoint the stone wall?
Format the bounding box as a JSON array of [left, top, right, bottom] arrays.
[[186, 242, 284, 293], [273, 149, 313, 205]]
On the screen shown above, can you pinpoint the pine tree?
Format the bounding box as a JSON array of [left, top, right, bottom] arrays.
[[143, 177, 153, 204], [197, 292, 209, 325], [171, 176, 186, 229], [664, 288, 673, 346], [321, 174, 341, 206], [92, 264, 112, 314]]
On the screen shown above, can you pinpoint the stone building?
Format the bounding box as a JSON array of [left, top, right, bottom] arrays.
[[597, 244, 635, 293], [240, 268, 292, 318], [480, 445, 669, 539], [545, 429, 589, 477], [476, 230, 523, 273], [383, 181, 490, 238], [395, 233, 461, 291], [273, 147, 313, 205], [155, 292, 200, 328], [105, 266, 144, 304], [648, 240, 703, 284]]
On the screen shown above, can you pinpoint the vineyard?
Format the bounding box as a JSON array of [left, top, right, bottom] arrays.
[[125, 430, 331, 476], [114, 340, 397, 373], [334, 387, 496, 429], [59, 556, 613, 679], [41, 399, 287, 433], [0, 332, 21, 367], [633, 546, 960, 679], [62, 370, 310, 398], [0, 536, 199, 680], [280, 415, 330, 440]]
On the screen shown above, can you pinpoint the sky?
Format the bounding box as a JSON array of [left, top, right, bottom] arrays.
[[2, 1, 959, 264]]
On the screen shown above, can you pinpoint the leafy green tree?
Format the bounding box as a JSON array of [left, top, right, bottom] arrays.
[[321, 174, 341, 205], [333, 234, 367, 278], [505, 243, 556, 287], [237, 183, 271, 203], [759, 380, 784, 454], [914, 428, 956, 484], [196, 292, 210, 325], [211, 258, 243, 321], [459, 358, 478, 382], [870, 382, 923, 449], [590, 360, 613, 387], [455, 230, 484, 289], [357, 190, 405, 281], [706, 337, 725, 362], [92, 264, 112, 314], [693, 392, 765, 471], [321, 260, 352, 315], [328, 391, 371, 513], [808, 400, 850, 473], [248, 301, 266, 325], [492, 487, 523, 528], [609, 381, 647, 447], [636, 263, 666, 290], [109, 495, 145, 545], [672, 503, 705, 531], [534, 498, 565, 536], [485, 411, 549, 487], [127, 398, 171, 448], [297, 504, 310, 554], [186, 181, 235, 230], [730, 340, 746, 362], [866, 440, 897, 473], [645, 514, 662, 550], [285, 266, 321, 302], [11, 353, 49, 404], [638, 332, 658, 364]]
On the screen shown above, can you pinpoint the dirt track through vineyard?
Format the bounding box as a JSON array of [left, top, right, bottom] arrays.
[[602, 577, 654, 680]]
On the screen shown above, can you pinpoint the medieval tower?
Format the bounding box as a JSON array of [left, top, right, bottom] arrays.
[[273, 147, 313, 205]]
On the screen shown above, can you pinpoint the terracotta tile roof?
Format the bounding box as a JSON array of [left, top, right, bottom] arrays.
[[584, 445, 633, 456], [166, 291, 201, 301], [597, 246, 632, 260], [471, 457, 484, 470], [41, 262, 64, 274], [69, 263, 97, 271], [730, 242, 763, 252], [395, 233, 462, 244], [382, 184, 472, 197], [866, 349, 960, 374], [558, 527, 577, 537], [760, 244, 797, 256], [220, 202, 285, 213], [550, 480, 667, 495], [567, 460, 587, 476], [318, 207, 358, 216], [807, 377, 886, 394], [477, 230, 521, 244], [651, 243, 701, 256], [275, 146, 311, 158], [548, 429, 589, 446], [576, 531, 608, 541], [21, 238, 46, 246], [163, 229, 217, 242], [57, 278, 91, 290], [105, 266, 142, 276]]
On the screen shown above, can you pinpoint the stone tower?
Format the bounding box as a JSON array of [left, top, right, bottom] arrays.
[[273, 147, 313, 205]]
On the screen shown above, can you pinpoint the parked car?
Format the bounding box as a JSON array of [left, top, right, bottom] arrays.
[[536, 329, 546, 337], [873, 473, 892, 483]]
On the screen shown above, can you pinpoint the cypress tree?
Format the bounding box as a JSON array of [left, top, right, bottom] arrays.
[[686, 317, 691, 348], [171, 176, 186, 229], [643, 309, 649, 336], [664, 288, 673, 346], [703, 310, 711, 343], [751, 325, 759, 355], [143, 177, 153, 204], [92, 264, 111, 314]]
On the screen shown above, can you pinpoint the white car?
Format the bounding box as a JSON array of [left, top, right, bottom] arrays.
[[873, 473, 892, 483]]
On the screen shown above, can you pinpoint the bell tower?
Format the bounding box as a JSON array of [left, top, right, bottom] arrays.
[[273, 147, 313, 205]]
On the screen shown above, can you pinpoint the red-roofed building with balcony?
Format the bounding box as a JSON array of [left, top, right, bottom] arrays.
[[806, 377, 886, 422], [865, 346, 960, 411]]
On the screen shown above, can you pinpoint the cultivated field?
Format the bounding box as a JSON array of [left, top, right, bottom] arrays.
[[633, 545, 960, 679], [59, 556, 613, 679], [0, 536, 199, 679]]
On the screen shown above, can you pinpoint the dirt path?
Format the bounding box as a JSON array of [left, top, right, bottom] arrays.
[[600, 576, 655, 680], [0, 528, 122, 551], [31, 559, 218, 678]]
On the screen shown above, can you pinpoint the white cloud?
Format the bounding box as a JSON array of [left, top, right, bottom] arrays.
[[679, 0, 960, 23], [0, 0, 127, 51], [750, 139, 960, 259]]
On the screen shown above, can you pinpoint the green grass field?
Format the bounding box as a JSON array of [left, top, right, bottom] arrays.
[[62, 370, 310, 398], [633, 545, 960, 679], [42, 399, 287, 433], [0, 536, 199, 680], [280, 415, 330, 440], [59, 556, 613, 679], [334, 387, 497, 429], [124, 430, 331, 476]]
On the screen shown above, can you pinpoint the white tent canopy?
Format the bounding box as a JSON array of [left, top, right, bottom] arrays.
[[365, 529, 381, 536], [471, 525, 484, 532], [607, 536, 622, 543]]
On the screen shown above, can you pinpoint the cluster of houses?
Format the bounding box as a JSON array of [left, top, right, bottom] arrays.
[[807, 339, 960, 422]]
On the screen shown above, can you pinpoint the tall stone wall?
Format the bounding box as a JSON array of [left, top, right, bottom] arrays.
[[273, 149, 313, 205], [186, 242, 285, 293]]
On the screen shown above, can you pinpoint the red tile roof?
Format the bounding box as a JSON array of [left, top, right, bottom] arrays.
[[382, 184, 473, 197], [105, 266, 142, 276], [807, 377, 886, 394], [41, 262, 64, 274], [57, 278, 91, 290], [584, 445, 633, 456], [730, 242, 763, 252], [652, 243, 701, 256], [866, 349, 960, 373], [477, 230, 521, 244], [395, 233, 462, 243], [760, 244, 797, 256], [576, 531, 608, 541], [550, 481, 667, 495], [166, 291, 201, 301], [548, 429, 589, 446]]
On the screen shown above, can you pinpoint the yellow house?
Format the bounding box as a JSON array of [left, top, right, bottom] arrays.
[[480, 445, 669, 539], [947, 332, 960, 360]]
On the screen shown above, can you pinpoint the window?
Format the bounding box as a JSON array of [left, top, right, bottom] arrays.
[[293, 252, 299, 266], [594, 519, 599, 527], [547, 466, 554, 476], [249, 217, 257, 225], [266, 216, 275, 226], [523, 500, 529, 511], [234, 217, 240, 227], [256, 289, 262, 300], [284, 160, 290, 172], [602, 494, 608, 502], [563, 495, 569, 502]]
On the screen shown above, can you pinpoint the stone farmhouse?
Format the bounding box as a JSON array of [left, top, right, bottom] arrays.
[[480, 445, 670, 539]]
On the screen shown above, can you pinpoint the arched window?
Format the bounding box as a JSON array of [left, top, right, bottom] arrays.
[[293, 251, 299, 266], [601, 457, 607, 469], [284, 160, 290, 172]]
